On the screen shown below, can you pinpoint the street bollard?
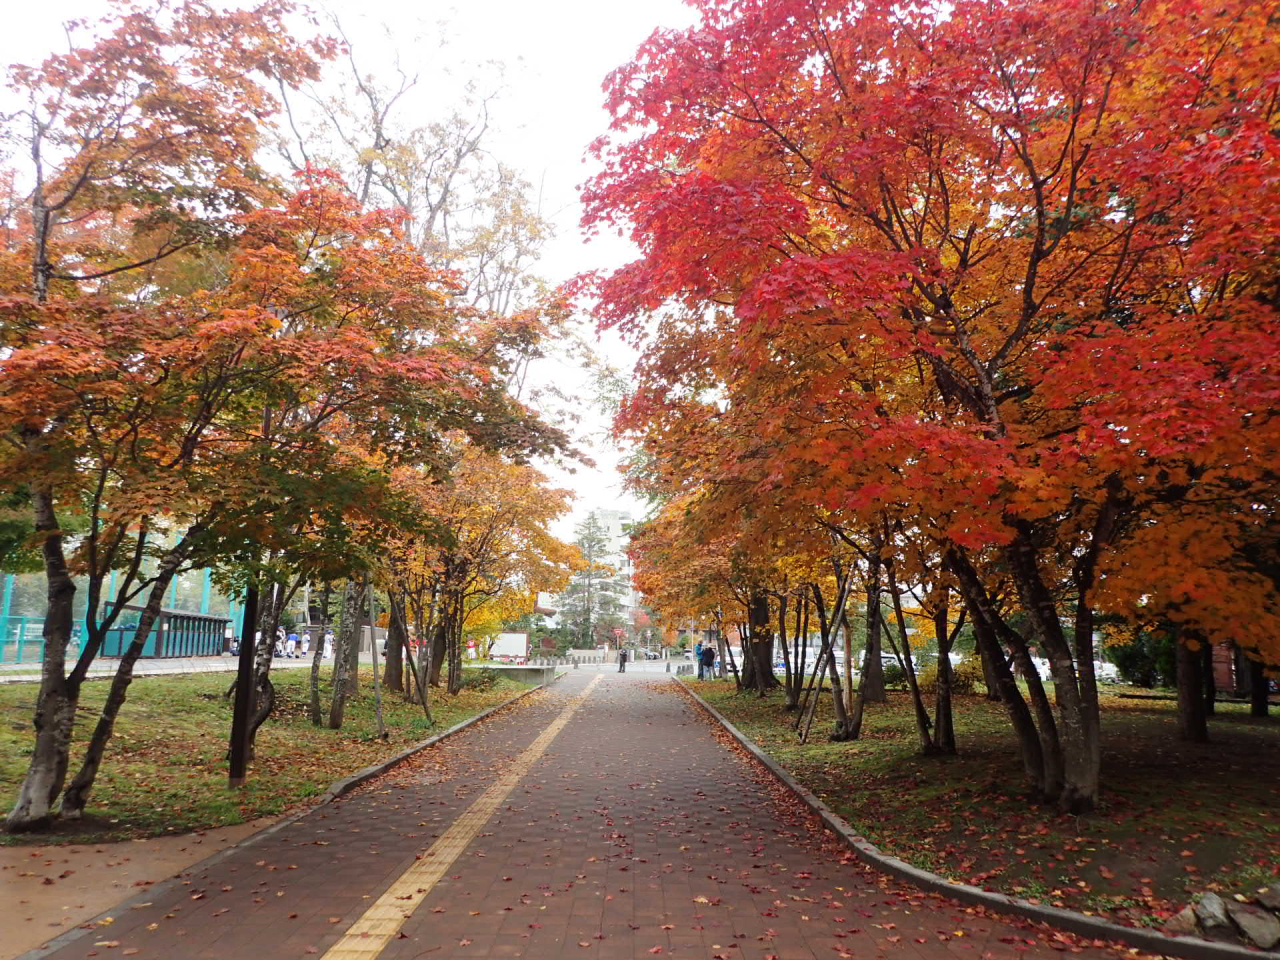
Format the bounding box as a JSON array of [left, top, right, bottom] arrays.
[[665, 661, 670, 672]]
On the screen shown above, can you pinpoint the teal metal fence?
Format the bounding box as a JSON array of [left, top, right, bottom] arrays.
[[0, 611, 229, 664], [0, 571, 237, 665], [1, 616, 85, 664]]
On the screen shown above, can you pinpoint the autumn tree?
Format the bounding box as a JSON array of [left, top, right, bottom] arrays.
[[1, 3, 577, 828], [0, 0, 333, 832], [585, 0, 1280, 811], [384, 441, 576, 699]]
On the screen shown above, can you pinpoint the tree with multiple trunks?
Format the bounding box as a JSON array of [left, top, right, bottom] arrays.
[[585, 0, 1280, 811], [383, 442, 576, 701], [1, 3, 575, 832], [0, 0, 333, 832]]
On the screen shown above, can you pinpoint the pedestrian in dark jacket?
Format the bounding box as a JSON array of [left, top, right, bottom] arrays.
[[618, 648, 628, 673], [699, 643, 716, 679]]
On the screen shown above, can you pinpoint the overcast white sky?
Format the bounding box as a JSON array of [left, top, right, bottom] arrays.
[[2, 0, 696, 539]]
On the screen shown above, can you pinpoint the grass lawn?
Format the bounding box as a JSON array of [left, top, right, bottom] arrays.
[[0, 665, 532, 845], [691, 679, 1280, 928]]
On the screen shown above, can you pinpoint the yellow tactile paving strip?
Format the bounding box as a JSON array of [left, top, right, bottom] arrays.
[[321, 674, 603, 960]]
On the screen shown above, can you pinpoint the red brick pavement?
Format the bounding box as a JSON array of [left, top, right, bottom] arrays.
[[28, 672, 1106, 960]]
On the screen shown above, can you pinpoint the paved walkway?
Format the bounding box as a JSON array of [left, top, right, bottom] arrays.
[[25, 671, 1100, 960]]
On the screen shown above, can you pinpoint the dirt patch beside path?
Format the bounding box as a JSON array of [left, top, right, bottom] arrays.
[[0, 815, 280, 960]]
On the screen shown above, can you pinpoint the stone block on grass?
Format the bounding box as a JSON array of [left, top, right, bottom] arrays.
[[1226, 901, 1280, 950], [1162, 906, 1198, 937], [1195, 892, 1230, 930]]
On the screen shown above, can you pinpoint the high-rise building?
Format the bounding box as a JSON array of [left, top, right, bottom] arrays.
[[594, 508, 641, 614]]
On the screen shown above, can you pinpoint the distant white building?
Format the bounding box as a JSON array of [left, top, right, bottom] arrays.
[[595, 508, 641, 616]]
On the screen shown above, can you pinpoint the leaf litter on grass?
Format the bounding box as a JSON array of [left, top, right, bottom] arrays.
[[0, 666, 532, 845], [695, 680, 1280, 928]]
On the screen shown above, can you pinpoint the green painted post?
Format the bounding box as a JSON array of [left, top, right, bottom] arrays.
[[167, 575, 178, 611], [226, 599, 239, 652], [200, 569, 211, 615], [1, 574, 13, 663], [74, 575, 91, 660]]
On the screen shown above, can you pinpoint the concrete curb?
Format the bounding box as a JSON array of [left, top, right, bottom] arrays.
[[675, 679, 1275, 960], [14, 676, 561, 960]]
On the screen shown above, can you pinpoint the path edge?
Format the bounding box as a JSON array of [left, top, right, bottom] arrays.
[[676, 678, 1273, 960], [14, 675, 562, 960]]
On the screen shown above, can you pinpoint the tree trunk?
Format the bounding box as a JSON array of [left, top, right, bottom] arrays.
[[794, 640, 826, 732], [1005, 529, 1096, 812], [329, 581, 361, 729], [947, 550, 1053, 799], [246, 575, 302, 757], [863, 552, 886, 703], [838, 646, 865, 741], [744, 589, 777, 694], [60, 547, 187, 819], [723, 626, 742, 688], [446, 592, 463, 696], [1071, 595, 1102, 800], [344, 591, 361, 697], [309, 584, 332, 726], [416, 609, 436, 720], [384, 590, 405, 695], [428, 619, 447, 686], [714, 628, 728, 680], [979, 638, 1000, 699], [367, 579, 386, 740], [1201, 641, 1216, 716], [1232, 644, 1250, 698], [810, 581, 855, 740], [933, 598, 959, 755], [1249, 657, 1268, 717], [1177, 639, 1209, 742], [778, 595, 795, 707], [795, 601, 808, 703], [886, 566, 936, 755], [5, 488, 79, 833], [842, 607, 855, 716], [249, 583, 281, 754], [737, 621, 755, 689]]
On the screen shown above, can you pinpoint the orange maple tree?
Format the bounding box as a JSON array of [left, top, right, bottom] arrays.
[[585, 0, 1280, 810], [0, 3, 573, 831]]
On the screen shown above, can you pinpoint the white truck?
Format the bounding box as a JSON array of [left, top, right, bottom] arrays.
[[490, 631, 529, 664]]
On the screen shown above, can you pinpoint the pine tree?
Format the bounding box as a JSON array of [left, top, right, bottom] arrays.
[[559, 513, 628, 647]]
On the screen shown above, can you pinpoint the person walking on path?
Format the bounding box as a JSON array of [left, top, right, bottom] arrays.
[[695, 640, 704, 679], [699, 642, 716, 680], [617, 648, 628, 673], [286, 630, 298, 658], [300, 630, 310, 656]]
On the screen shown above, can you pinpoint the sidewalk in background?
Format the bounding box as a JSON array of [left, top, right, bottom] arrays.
[[0, 656, 316, 684]]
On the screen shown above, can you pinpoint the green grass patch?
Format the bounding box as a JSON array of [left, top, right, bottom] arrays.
[[1, 665, 532, 844], [691, 679, 1280, 926]]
